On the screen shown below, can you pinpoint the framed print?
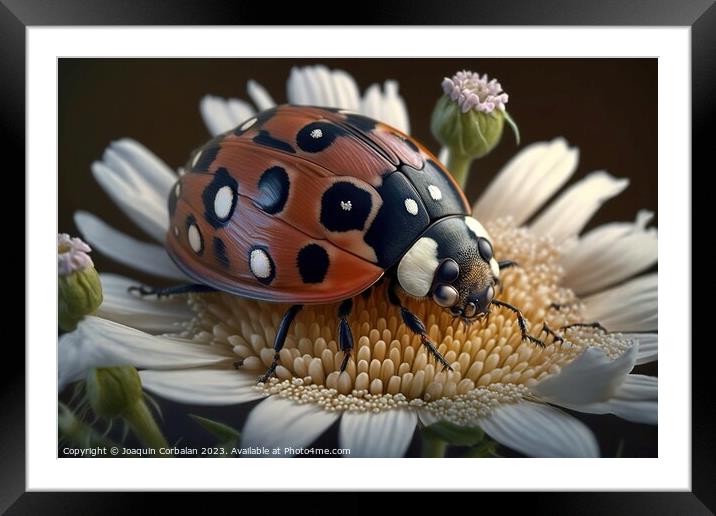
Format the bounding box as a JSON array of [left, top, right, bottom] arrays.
[[7, 0, 709, 512]]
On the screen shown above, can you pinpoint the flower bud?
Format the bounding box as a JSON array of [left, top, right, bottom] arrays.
[[58, 234, 103, 331], [86, 366, 143, 419], [85, 366, 169, 450], [431, 71, 519, 188]]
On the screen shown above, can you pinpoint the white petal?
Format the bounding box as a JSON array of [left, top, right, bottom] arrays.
[[74, 211, 188, 281], [564, 374, 657, 424], [247, 80, 276, 111], [139, 369, 266, 405], [339, 409, 417, 458], [360, 84, 383, 120], [58, 316, 233, 390], [530, 171, 629, 244], [630, 333, 658, 365], [478, 401, 599, 457], [287, 65, 362, 111], [96, 273, 194, 333], [286, 66, 310, 105], [226, 98, 256, 125], [331, 69, 361, 111], [106, 139, 176, 198], [582, 274, 657, 332], [380, 80, 410, 134], [92, 139, 176, 242], [416, 408, 441, 427], [473, 138, 578, 224], [240, 397, 339, 456], [615, 374, 658, 400], [312, 65, 337, 106], [532, 345, 637, 405], [200, 95, 255, 136], [562, 210, 658, 295], [359, 81, 410, 133]]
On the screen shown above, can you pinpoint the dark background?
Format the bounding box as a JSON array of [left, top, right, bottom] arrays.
[[58, 58, 657, 457]]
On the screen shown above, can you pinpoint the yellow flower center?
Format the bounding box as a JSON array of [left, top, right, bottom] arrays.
[[181, 219, 630, 421]]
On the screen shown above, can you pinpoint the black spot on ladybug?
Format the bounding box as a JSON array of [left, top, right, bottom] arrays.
[[257, 166, 290, 214], [394, 132, 420, 153], [186, 214, 204, 255], [364, 172, 430, 268], [214, 237, 230, 268], [296, 122, 344, 153], [253, 130, 296, 154], [192, 144, 221, 172], [344, 113, 377, 133], [202, 167, 239, 228], [297, 244, 330, 284], [320, 181, 373, 232], [477, 237, 493, 262], [249, 245, 276, 285], [400, 160, 469, 221]]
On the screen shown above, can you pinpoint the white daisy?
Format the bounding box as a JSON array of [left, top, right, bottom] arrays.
[[61, 65, 657, 458]]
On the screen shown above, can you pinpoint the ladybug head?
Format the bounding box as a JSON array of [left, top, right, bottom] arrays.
[[396, 216, 500, 320]]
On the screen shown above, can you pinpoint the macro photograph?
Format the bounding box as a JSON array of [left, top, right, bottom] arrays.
[[56, 58, 658, 459]]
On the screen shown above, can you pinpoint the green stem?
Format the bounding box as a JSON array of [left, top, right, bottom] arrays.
[[463, 440, 498, 458], [446, 150, 474, 190], [422, 435, 448, 458], [123, 400, 168, 451]]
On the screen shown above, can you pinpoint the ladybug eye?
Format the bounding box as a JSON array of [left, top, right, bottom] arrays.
[[433, 284, 459, 307], [436, 258, 460, 284], [477, 238, 494, 261]]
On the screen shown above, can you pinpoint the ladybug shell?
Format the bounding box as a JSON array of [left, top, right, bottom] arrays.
[[166, 105, 470, 304]]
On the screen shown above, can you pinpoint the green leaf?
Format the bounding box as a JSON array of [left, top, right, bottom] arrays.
[[189, 414, 241, 443], [422, 421, 485, 446]]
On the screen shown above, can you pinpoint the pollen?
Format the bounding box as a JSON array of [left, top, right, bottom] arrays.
[[179, 218, 632, 419]]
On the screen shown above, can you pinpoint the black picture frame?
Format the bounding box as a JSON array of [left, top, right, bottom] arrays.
[[7, 0, 708, 513]]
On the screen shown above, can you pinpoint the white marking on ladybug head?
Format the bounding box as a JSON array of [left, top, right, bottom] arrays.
[[340, 200, 352, 211], [174, 182, 181, 198], [240, 117, 256, 131], [188, 224, 202, 253], [464, 216, 492, 241], [250, 249, 272, 279], [173, 225, 179, 237], [428, 185, 442, 201], [404, 198, 419, 216], [191, 151, 202, 168], [490, 257, 500, 278], [397, 237, 440, 298], [310, 128, 323, 139], [214, 185, 234, 220]]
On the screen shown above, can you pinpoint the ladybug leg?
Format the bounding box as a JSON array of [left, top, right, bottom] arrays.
[[540, 322, 565, 344], [337, 299, 354, 373], [259, 304, 303, 383], [492, 299, 545, 348], [388, 279, 453, 372], [128, 283, 218, 298], [560, 321, 609, 334]]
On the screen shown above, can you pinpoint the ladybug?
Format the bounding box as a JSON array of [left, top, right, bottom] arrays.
[[136, 105, 543, 382]]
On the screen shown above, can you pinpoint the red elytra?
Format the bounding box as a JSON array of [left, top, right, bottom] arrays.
[[166, 105, 470, 304]]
